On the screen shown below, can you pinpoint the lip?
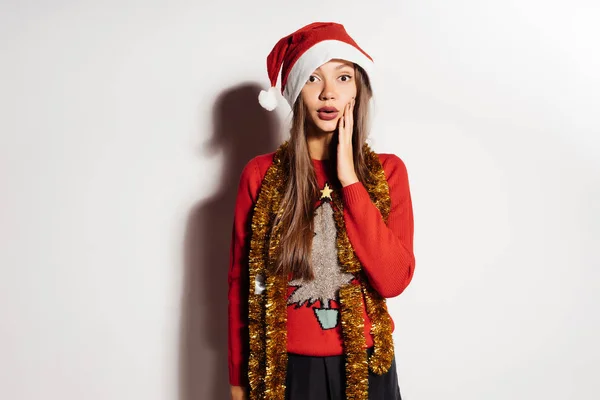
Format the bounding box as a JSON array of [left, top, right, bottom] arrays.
[[317, 111, 339, 121], [317, 106, 339, 121], [318, 106, 338, 112]]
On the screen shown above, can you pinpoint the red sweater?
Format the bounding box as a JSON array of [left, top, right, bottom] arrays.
[[228, 151, 415, 386]]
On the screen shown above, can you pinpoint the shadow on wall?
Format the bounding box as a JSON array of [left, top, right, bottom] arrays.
[[179, 83, 280, 400]]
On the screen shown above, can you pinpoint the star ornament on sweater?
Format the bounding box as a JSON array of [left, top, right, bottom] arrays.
[[320, 182, 333, 201]]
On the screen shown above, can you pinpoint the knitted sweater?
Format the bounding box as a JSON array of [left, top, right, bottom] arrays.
[[228, 151, 415, 386]]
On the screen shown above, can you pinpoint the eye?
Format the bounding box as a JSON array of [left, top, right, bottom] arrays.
[[307, 75, 320, 83], [339, 74, 353, 82]]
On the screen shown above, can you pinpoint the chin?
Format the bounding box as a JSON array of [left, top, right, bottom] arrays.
[[311, 117, 339, 134]]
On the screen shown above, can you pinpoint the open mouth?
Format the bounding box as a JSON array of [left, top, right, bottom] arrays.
[[318, 107, 338, 113], [317, 107, 339, 121]]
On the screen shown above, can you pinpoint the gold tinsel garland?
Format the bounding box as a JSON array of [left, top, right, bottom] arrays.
[[247, 141, 394, 400], [330, 146, 395, 398], [338, 283, 369, 399], [263, 154, 288, 399]]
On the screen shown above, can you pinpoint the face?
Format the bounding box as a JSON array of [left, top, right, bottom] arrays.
[[300, 59, 358, 134]]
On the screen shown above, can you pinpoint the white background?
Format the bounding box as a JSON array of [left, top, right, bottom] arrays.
[[1, 1, 599, 399]]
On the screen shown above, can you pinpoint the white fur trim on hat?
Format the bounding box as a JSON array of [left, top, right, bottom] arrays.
[[258, 86, 278, 111], [282, 40, 375, 109]]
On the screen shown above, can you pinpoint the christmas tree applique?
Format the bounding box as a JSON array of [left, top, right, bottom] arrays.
[[287, 182, 354, 330]]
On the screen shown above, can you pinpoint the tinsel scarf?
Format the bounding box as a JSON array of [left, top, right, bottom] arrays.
[[247, 141, 395, 400]]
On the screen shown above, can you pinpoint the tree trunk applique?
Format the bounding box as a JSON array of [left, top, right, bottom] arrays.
[[286, 182, 355, 330]]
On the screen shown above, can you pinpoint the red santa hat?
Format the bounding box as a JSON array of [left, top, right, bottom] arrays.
[[258, 22, 374, 111]]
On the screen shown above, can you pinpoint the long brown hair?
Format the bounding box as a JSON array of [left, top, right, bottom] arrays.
[[271, 64, 374, 280]]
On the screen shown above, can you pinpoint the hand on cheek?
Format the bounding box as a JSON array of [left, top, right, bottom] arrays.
[[336, 97, 359, 187]]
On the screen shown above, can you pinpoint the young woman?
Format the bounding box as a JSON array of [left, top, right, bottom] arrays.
[[228, 22, 415, 400]]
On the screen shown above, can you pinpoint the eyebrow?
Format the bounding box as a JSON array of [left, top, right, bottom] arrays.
[[315, 64, 354, 73]]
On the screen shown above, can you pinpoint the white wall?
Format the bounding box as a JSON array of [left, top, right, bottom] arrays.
[[1, 1, 598, 399]]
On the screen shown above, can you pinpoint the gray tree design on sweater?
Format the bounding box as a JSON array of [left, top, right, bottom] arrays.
[[287, 183, 355, 330]]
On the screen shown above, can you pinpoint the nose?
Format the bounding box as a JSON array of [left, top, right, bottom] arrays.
[[319, 79, 336, 101]]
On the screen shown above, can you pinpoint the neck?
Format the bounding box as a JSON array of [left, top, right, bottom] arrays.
[[306, 124, 335, 160]]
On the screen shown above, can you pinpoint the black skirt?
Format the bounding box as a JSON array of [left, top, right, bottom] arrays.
[[285, 347, 402, 400]]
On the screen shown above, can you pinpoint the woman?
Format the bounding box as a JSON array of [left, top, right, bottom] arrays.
[[228, 21, 415, 400]]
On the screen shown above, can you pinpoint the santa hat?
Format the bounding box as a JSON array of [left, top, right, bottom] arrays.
[[258, 22, 374, 111]]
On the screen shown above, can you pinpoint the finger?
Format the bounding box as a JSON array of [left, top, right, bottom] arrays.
[[345, 102, 352, 143], [348, 100, 354, 135], [339, 106, 347, 144]]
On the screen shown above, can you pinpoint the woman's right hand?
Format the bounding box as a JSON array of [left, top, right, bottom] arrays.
[[230, 385, 247, 400]]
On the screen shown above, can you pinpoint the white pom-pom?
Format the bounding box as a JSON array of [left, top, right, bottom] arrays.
[[258, 86, 278, 111]]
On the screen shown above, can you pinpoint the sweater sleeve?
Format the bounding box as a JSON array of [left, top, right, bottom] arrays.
[[228, 158, 262, 387], [341, 154, 415, 298]]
